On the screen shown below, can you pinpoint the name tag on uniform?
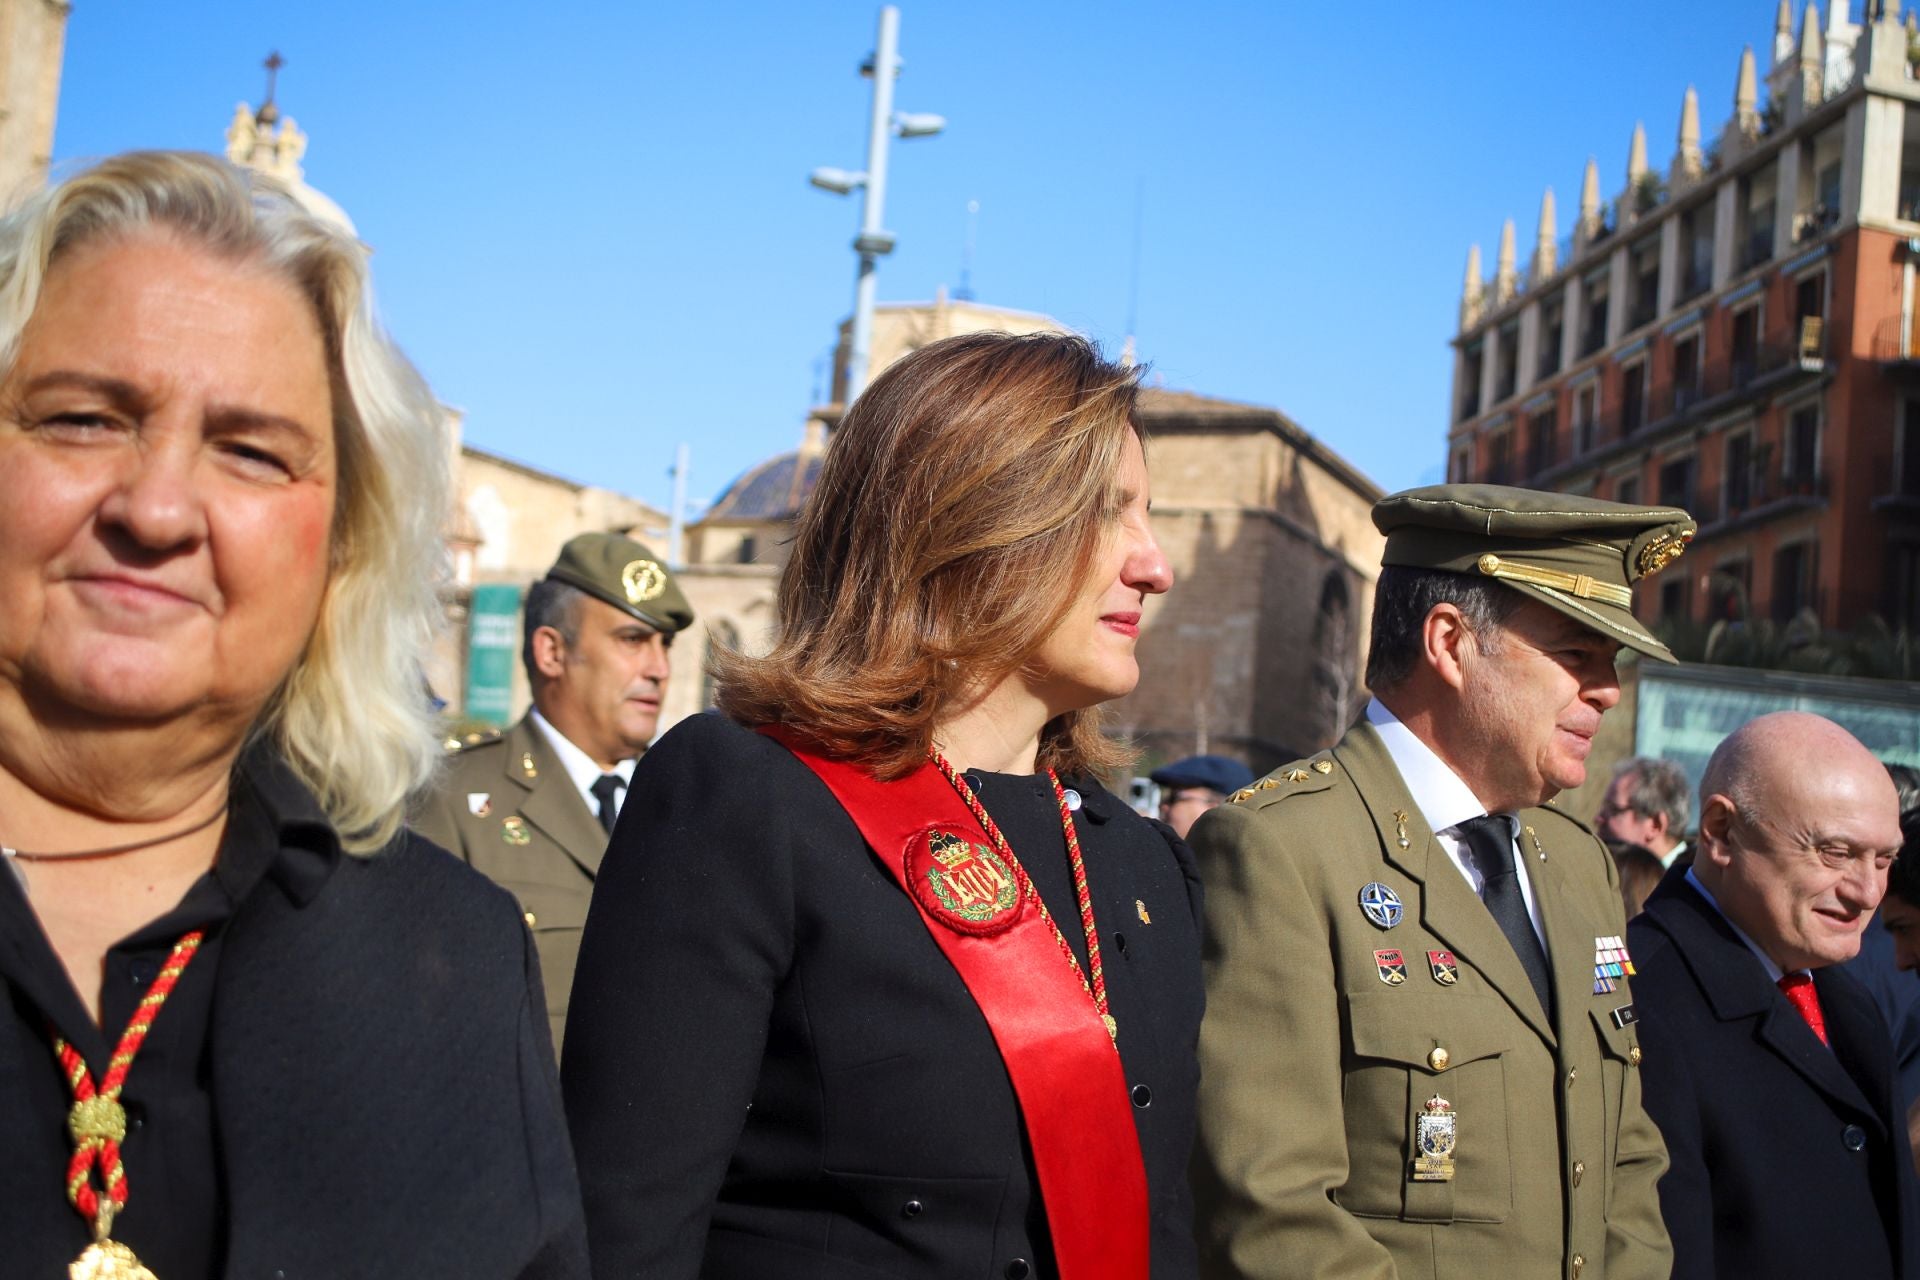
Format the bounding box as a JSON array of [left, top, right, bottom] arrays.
[[1610, 1004, 1638, 1029]]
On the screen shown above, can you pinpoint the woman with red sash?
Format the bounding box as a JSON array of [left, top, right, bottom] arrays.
[[564, 331, 1204, 1279]]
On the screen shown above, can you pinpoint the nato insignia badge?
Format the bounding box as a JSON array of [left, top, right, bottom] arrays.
[[1359, 882, 1404, 929], [1427, 949, 1459, 986], [1374, 948, 1408, 985], [501, 816, 531, 846], [909, 829, 1023, 936], [1412, 1095, 1457, 1181], [1592, 934, 1635, 994]]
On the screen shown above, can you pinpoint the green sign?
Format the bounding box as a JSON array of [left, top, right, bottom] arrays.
[[465, 583, 522, 727]]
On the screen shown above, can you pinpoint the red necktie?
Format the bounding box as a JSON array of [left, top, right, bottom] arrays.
[[1779, 972, 1829, 1045]]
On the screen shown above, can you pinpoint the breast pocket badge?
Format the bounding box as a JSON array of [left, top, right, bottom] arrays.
[[1374, 948, 1407, 985], [1359, 882, 1404, 930], [1412, 1095, 1457, 1182], [1427, 949, 1459, 986]]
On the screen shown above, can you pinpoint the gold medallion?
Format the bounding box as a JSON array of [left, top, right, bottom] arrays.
[[71, 1239, 155, 1280]]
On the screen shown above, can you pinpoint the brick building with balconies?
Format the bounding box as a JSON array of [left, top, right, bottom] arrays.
[[1447, 0, 1920, 642]]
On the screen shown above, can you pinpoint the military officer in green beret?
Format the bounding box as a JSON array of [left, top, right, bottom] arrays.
[[1191, 485, 1690, 1280], [414, 533, 694, 1051]]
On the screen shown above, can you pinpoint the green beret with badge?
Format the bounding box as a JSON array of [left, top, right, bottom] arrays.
[[544, 531, 694, 635], [1371, 483, 1695, 663]]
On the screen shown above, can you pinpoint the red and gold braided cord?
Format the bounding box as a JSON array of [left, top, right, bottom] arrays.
[[52, 929, 204, 1236], [929, 754, 1116, 1044]]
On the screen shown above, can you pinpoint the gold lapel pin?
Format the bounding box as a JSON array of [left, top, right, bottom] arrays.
[[1393, 809, 1411, 850], [1525, 825, 1545, 862]]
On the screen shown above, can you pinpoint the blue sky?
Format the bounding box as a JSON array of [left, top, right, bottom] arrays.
[[55, 1, 1785, 514]]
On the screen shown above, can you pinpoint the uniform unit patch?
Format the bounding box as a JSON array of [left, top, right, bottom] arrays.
[[1427, 949, 1459, 986]]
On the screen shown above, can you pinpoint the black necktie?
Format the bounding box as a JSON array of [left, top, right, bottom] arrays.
[[590, 774, 624, 835], [1455, 814, 1554, 1017]]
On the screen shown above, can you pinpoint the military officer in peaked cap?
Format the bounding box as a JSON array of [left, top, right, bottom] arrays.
[[1191, 485, 1690, 1280], [415, 533, 693, 1050]]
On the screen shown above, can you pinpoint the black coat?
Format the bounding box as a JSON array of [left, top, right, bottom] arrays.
[[1628, 869, 1920, 1280], [1, 748, 588, 1278], [562, 713, 1205, 1280]]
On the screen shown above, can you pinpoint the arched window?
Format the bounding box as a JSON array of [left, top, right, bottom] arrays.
[[1311, 572, 1355, 742], [702, 620, 740, 709]]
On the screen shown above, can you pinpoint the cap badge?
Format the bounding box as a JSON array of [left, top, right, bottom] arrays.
[[622, 558, 668, 605], [910, 829, 1022, 935], [1634, 529, 1692, 578], [1374, 948, 1408, 985], [1412, 1095, 1458, 1181], [1428, 949, 1459, 986], [1359, 881, 1404, 930]]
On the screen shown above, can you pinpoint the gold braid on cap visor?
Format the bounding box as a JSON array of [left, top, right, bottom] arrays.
[[1474, 553, 1633, 609]]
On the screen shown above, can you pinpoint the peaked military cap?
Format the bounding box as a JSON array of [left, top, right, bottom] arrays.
[[1372, 483, 1695, 662], [544, 532, 694, 634], [1151, 754, 1256, 795]]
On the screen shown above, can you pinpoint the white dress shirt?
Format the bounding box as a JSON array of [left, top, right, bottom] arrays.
[[1366, 698, 1549, 952], [528, 708, 636, 822]]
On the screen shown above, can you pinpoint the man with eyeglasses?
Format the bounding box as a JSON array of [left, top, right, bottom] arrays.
[[1628, 711, 1917, 1280], [1151, 755, 1254, 840]]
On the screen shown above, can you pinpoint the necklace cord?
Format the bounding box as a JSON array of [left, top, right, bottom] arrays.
[[3, 805, 225, 863]]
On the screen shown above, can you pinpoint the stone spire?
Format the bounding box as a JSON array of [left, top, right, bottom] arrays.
[[1577, 156, 1603, 246], [1774, 0, 1796, 67], [1461, 244, 1484, 329], [1533, 188, 1557, 281], [1799, 0, 1826, 104], [1626, 121, 1648, 186], [1672, 86, 1703, 182], [1494, 219, 1518, 305], [1909, 8, 1918, 35], [225, 51, 306, 185], [1734, 45, 1760, 132]]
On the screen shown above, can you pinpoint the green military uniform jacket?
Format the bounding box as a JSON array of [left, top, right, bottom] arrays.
[[1190, 720, 1671, 1280], [412, 714, 610, 1051]]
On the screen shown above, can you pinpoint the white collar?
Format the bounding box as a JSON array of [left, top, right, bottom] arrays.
[[1366, 698, 1504, 839], [1683, 864, 1801, 986], [528, 708, 634, 814]]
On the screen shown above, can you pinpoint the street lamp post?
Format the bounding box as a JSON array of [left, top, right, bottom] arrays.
[[810, 5, 944, 406]]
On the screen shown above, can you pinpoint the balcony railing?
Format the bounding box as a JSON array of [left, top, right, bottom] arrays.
[[1874, 314, 1920, 362], [1690, 470, 1828, 532]]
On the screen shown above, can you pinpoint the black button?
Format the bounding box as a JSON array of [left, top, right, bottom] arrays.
[[1843, 1124, 1867, 1152], [1005, 1261, 1031, 1279], [1131, 1084, 1153, 1108], [123, 1101, 146, 1131], [902, 1199, 923, 1218], [128, 959, 157, 987], [1113, 931, 1128, 954]]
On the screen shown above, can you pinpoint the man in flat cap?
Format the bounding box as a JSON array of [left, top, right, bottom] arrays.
[[1153, 754, 1256, 840], [1191, 485, 1689, 1280], [415, 532, 694, 1050]]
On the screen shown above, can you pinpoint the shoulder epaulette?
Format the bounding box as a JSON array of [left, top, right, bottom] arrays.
[[441, 727, 503, 755], [1229, 754, 1342, 806]]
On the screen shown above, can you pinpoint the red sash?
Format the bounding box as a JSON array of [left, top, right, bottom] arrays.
[[767, 730, 1151, 1280]]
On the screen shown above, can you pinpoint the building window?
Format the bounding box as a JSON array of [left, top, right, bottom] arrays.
[[1621, 361, 1647, 435], [1725, 430, 1754, 515], [1901, 399, 1920, 498], [1902, 105, 1920, 221], [1889, 542, 1920, 633], [1794, 271, 1826, 361], [1659, 575, 1691, 624], [1679, 202, 1714, 300], [1574, 383, 1598, 454], [1538, 293, 1565, 380], [1672, 332, 1701, 412], [1459, 341, 1484, 422], [1580, 269, 1610, 357], [1486, 430, 1513, 485], [1614, 474, 1640, 506], [1529, 407, 1557, 477], [1494, 320, 1519, 404], [1658, 455, 1695, 512], [1739, 163, 1777, 270], [737, 535, 758, 564], [1629, 235, 1661, 330], [1450, 443, 1470, 483], [1784, 401, 1820, 491], [1731, 304, 1761, 387], [1772, 540, 1815, 623]]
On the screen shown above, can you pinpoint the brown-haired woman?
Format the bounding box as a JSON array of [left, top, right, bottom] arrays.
[[563, 332, 1201, 1280]]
